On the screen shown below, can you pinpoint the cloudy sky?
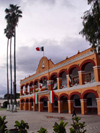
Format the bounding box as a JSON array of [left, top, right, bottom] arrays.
[[0, 0, 91, 97]]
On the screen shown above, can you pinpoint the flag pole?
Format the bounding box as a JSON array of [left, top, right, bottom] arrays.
[[43, 50, 44, 57], [43, 46, 44, 57]]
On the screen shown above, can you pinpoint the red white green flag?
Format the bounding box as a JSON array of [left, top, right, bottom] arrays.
[[36, 46, 44, 51], [49, 90, 54, 103], [34, 93, 38, 104]]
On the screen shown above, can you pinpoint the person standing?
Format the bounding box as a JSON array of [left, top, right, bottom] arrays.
[[72, 107, 76, 117]]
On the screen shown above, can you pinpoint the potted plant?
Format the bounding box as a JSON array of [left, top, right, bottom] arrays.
[[14, 120, 29, 133], [53, 120, 68, 133], [0, 116, 8, 133], [37, 127, 48, 133], [70, 116, 86, 133]]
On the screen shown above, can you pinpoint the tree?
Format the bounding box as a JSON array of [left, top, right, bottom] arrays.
[[53, 120, 68, 133], [4, 28, 10, 104], [80, 0, 100, 51], [5, 4, 22, 105], [4, 25, 14, 105], [70, 116, 86, 133]]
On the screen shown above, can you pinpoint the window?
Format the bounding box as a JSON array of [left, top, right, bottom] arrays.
[[54, 97, 58, 107], [75, 99, 81, 106], [85, 72, 91, 82], [42, 61, 44, 68], [43, 99, 47, 107], [87, 98, 92, 106]]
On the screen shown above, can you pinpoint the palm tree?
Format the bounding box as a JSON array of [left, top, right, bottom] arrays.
[[5, 4, 22, 106], [4, 29, 10, 104], [4, 25, 14, 105]]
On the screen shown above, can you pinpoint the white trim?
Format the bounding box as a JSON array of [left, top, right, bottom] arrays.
[[93, 66, 100, 68], [78, 71, 85, 74], [68, 100, 74, 102], [96, 98, 100, 100], [57, 77, 62, 80], [80, 99, 87, 102], [96, 98, 100, 102], [93, 66, 100, 70], [54, 82, 100, 93], [20, 94, 34, 98], [80, 99, 87, 100]]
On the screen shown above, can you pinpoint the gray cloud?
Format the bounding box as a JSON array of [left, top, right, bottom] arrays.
[[61, 0, 75, 8], [16, 37, 90, 75], [17, 46, 40, 73], [0, 0, 90, 98], [0, 0, 21, 7], [21, 0, 56, 6], [0, 36, 90, 97], [39, 0, 55, 5], [0, 84, 7, 96], [0, 67, 7, 97]]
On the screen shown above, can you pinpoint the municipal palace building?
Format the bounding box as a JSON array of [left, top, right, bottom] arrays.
[[20, 48, 100, 115]]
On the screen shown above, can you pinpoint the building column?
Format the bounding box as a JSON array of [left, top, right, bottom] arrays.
[[29, 86, 31, 94], [93, 66, 100, 82], [24, 102, 27, 110], [81, 99, 87, 115], [48, 101, 53, 112], [38, 80, 40, 88], [28, 102, 32, 111], [96, 98, 100, 115], [67, 75, 70, 88], [58, 100, 63, 113], [57, 78, 62, 89], [68, 100, 73, 114], [20, 103, 23, 110], [38, 102, 43, 112], [47, 80, 53, 90], [20, 88, 23, 96], [33, 87, 35, 93], [33, 103, 37, 111], [78, 71, 85, 85]]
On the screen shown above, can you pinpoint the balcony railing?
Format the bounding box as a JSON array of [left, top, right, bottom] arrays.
[[84, 72, 94, 83], [70, 75, 79, 87], [21, 73, 95, 96]]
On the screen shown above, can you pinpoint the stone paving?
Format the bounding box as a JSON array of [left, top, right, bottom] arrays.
[[0, 110, 100, 133]]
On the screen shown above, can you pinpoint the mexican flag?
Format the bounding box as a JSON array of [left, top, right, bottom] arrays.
[[49, 90, 54, 103], [36, 46, 44, 51], [34, 93, 38, 104]]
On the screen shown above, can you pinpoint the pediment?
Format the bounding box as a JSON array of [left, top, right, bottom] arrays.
[[36, 56, 54, 74]]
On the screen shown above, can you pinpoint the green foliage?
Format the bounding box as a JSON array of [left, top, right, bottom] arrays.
[[80, 0, 100, 49], [14, 120, 29, 133], [70, 116, 86, 133], [4, 93, 20, 99], [0, 116, 8, 133], [37, 127, 47, 133], [16, 93, 20, 99], [53, 120, 68, 133], [3, 101, 8, 108]]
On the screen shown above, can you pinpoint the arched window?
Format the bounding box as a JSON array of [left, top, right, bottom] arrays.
[[42, 61, 44, 68]]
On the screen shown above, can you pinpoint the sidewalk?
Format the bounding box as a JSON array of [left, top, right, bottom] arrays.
[[0, 110, 100, 133]]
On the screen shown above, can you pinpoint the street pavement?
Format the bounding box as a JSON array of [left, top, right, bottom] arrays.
[[0, 110, 100, 133]]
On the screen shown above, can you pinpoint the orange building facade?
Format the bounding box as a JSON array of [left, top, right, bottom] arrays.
[[20, 48, 100, 115]]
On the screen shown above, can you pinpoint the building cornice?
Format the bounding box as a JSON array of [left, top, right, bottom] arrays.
[[20, 50, 94, 84]]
